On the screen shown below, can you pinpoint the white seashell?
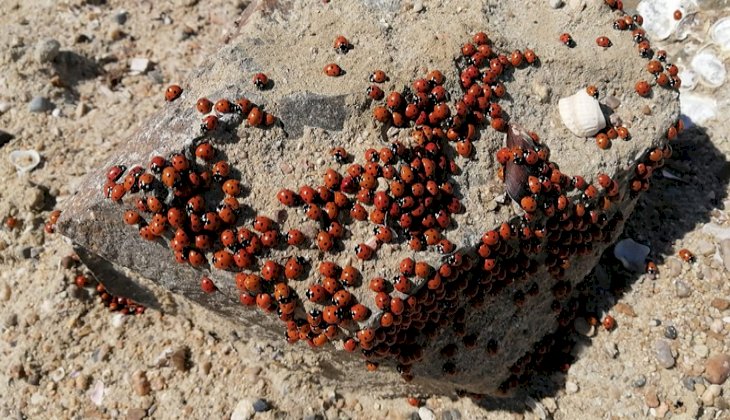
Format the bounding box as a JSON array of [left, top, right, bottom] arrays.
[[710, 16, 730, 51], [690, 48, 726, 88], [680, 93, 717, 125], [613, 238, 650, 272], [8, 149, 41, 174], [558, 89, 606, 138], [636, 0, 689, 41], [678, 68, 698, 90]]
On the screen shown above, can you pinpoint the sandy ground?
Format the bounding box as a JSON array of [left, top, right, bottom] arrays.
[[0, 1, 728, 419]]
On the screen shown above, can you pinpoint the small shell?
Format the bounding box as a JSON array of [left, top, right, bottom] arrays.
[[9, 149, 41, 174], [613, 238, 650, 272], [690, 48, 726, 88], [558, 89, 606, 137], [710, 16, 730, 51]]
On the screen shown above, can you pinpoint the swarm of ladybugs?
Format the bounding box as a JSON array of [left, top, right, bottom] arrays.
[[91, 0, 685, 395]]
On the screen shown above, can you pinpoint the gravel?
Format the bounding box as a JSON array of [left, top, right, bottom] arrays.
[[654, 340, 675, 369], [28, 96, 54, 113]]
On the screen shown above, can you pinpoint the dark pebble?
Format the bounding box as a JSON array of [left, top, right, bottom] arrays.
[[409, 412, 420, 420], [441, 409, 462, 420], [632, 375, 647, 388], [664, 325, 678, 340], [252, 399, 270, 412], [682, 376, 696, 391]]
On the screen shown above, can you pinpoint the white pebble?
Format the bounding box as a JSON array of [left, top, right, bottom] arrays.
[[548, 0, 563, 8], [565, 381, 579, 393], [418, 407, 435, 420], [129, 57, 151, 73]]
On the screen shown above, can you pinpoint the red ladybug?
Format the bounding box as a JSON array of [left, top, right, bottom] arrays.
[[253, 73, 269, 89], [333, 35, 352, 53], [165, 85, 183, 102], [200, 276, 216, 293], [635, 80, 651, 97], [324, 63, 343, 77], [277, 189, 298, 206], [196, 98, 213, 114], [559, 33, 574, 47], [596, 36, 612, 47], [369, 70, 388, 83]]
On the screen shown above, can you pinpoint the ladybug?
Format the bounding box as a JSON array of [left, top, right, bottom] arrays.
[[195, 142, 215, 161], [253, 73, 269, 89], [473, 32, 489, 45], [316, 231, 334, 252], [354, 243, 374, 260], [324, 63, 343, 77], [196, 98, 213, 114], [350, 304, 370, 322], [123, 210, 140, 225], [260, 230, 278, 248], [372, 106, 391, 123], [678, 248, 695, 263], [167, 207, 187, 228], [306, 285, 328, 303], [214, 99, 233, 114], [247, 107, 264, 127], [252, 215, 274, 233], [369, 70, 388, 83], [261, 260, 282, 281], [366, 85, 384, 100], [673, 9, 682, 20], [222, 179, 242, 196], [200, 276, 216, 293], [340, 265, 359, 286], [330, 147, 349, 164], [635, 80, 651, 97], [333, 35, 351, 53], [201, 115, 218, 132], [385, 91, 403, 110], [595, 134, 611, 150], [332, 289, 351, 308], [586, 85, 599, 99], [523, 48, 537, 64], [559, 33, 574, 47], [212, 250, 233, 270], [647, 60, 663, 74], [645, 260, 658, 275], [106, 165, 126, 182], [616, 126, 630, 140], [602, 315, 616, 331], [596, 36, 612, 48], [110, 184, 126, 202], [165, 84, 183, 102], [284, 257, 306, 280], [277, 189, 298, 206]]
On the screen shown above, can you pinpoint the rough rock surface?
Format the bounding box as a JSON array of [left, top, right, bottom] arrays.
[[57, 0, 678, 396]]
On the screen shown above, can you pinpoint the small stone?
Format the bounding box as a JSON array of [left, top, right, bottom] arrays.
[[675, 280, 691, 298], [548, 0, 563, 8], [129, 58, 151, 73], [0, 283, 10, 301], [614, 302, 636, 317], [131, 370, 151, 396], [0, 102, 10, 114], [231, 398, 255, 420], [412, 1, 424, 13], [114, 11, 128, 25], [710, 298, 729, 311], [34, 39, 61, 64], [682, 376, 696, 391], [565, 381, 579, 393], [716, 397, 730, 410], [704, 354, 730, 384], [75, 101, 89, 118], [666, 257, 682, 277], [417, 407, 435, 420], [252, 399, 270, 412], [695, 239, 715, 256], [654, 340, 675, 369], [694, 344, 709, 358], [609, 114, 622, 127], [126, 408, 146, 420], [28, 96, 54, 113], [632, 375, 647, 388], [531, 80, 550, 103], [664, 325, 678, 340], [701, 388, 715, 405], [75, 374, 89, 390], [720, 239, 730, 272], [641, 105, 652, 115], [440, 409, 461, 420], [170, 347, 189, 371], [655, 402, 669, 418], [108, 28, 125, 41], [645, 388, 660, 408], [604, 341, 619, 358]]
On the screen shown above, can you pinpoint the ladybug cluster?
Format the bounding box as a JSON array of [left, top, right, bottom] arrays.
[[90, 3, 686, 392]]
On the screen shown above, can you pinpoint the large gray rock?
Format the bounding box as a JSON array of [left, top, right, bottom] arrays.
[[57, 0, 679, 396]]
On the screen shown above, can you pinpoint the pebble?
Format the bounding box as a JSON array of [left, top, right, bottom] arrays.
[[565, 381, 579, 393], [131, 370, 151, 396], [252, 399, 270, 412], [0, 102, 10, 114], [28, 96, 54, 113], [440, 409, 461, 420], [711, 298, 729, 311], [645, 388, 660, 408], [704, 354, 730, 384], [548, 0, 563, 8], [170, 347, 189, 371], [632, 375, 647, 388], [694, 344, 709, 359], [417, 407, 435, 420], [701, 387, 716, 405], [675, 280, 692, 298], [75, 374, 89, 391], [114, 11, 128, 25], [126, 408, 146, 420], [720, 239, 730, 272], [665, 257, 682, 277], [34, 38, 60, 64], [641, 105, 652, 115], [573, 317, 594, 337], [412, 1, 424, 13], [664, 325, 678, 340], [0, 283, 10, 301], [604, 341, 619, 358], [654, 340, 675, 369], [531, 80, 550, 103], [231, 398, 255, 420], [614, 302, 637, 317], [694, 239, 715, 257], [682, 376, 697, 391], [129, 58, 151, 73]]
